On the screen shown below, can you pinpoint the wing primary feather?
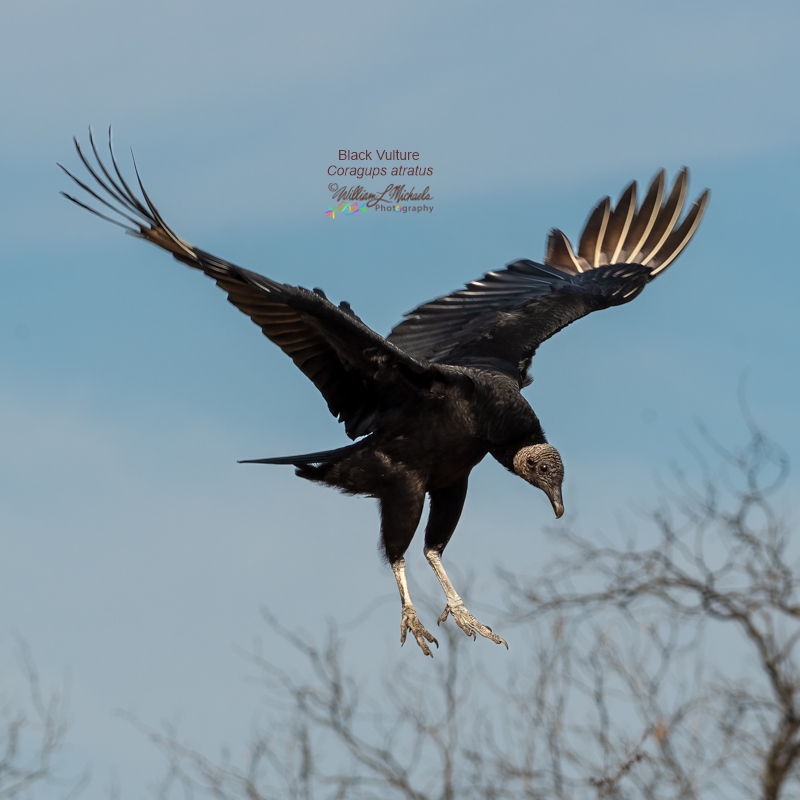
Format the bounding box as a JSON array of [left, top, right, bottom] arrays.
[[58, 164, 145, 229], [605, 181, 637, 265], [130, 150, 195, 258], [130, 153, 168, 229], [649, 189, 709, 275], [639, 167, 688, 266], [59, 191, 138, 233], [578, 197, 611, 268], [545, 229, 582, 273], [87, 129, 144, 216], [73, 136, 137, 215], [106, 129, 157, 220], [621, 169, 665, 263]]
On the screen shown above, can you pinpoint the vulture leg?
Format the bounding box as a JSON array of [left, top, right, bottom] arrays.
[[380, 480, 438, 656], [424, 478, 508, 648]]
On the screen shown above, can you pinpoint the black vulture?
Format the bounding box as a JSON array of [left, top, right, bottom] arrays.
[[61, 133, 708, 655]]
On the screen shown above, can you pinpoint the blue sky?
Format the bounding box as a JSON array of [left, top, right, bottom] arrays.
[[1, 0, 799, 794]]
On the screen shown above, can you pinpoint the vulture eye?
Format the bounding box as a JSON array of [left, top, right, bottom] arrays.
[[539, 463, 549, 475]]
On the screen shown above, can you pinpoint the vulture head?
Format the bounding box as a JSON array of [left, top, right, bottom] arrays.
[[513, 444, 564, 518]]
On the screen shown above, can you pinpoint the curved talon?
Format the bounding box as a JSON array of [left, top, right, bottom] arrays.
[[438, 602, 508, 648], [400, 606, 439, 657]]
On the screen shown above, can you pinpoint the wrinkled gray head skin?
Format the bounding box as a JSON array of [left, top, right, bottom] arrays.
[[513, 444, 565, 518]]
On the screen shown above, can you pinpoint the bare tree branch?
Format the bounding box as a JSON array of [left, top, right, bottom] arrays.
[[0, 637, 88, 799]]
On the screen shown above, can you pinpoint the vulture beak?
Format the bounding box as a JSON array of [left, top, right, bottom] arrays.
[[549, 488, 564, 519]]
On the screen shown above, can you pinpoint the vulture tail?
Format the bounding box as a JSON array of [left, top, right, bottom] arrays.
[[239, 439, 367, 467]]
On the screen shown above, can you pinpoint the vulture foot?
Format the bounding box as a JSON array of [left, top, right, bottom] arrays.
[[438, 602, 508, 648], [400, 605, 439, 657]]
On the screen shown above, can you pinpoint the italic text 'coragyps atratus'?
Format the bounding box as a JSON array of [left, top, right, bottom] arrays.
[[61, 132, 708, 655]]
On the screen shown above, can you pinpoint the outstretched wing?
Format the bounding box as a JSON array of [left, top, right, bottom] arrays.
[[388, 169, 708, 383], [61, 130, 434, 440]]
